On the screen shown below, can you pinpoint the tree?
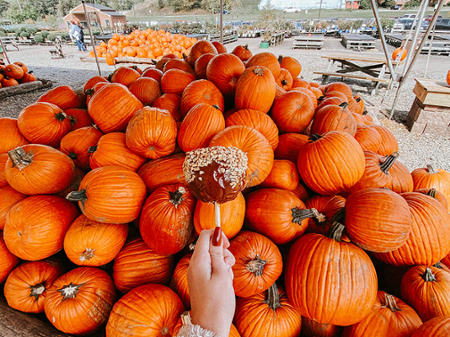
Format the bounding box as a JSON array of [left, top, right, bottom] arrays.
[[359, 0, 371, 9], [158, 0, 165, 9], [0, 0, 10, 16]]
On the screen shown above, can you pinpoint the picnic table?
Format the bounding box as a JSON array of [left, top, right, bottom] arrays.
[[314, 52, 404, 95], [292, 34, 324, 49], [0, 36, 19, 51], [341, 34, 376, 51]]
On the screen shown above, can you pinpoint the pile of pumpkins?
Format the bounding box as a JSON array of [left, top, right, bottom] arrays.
[[0, 62, 36, 89], [2, 40, 450, 337]]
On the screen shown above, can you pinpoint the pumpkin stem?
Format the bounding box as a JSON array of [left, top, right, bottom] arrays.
[[309, 134, 322, 142], [253, 67, 265, 76], [243, 44, 248, 50], [331, 207, 346, 224], [381, 293, 401, 312], [281, 79, 288, 86], [362, 110, 369, 116], [246, 254, 267, 276], [434, 261, 446, 269], [8, 147, 33, 171], [169, 186, 186, 209], [427, 188, 437, 199], [291, 207, 323, 224], [212, 104, 220, 110], [327, 222, 345, 242], [85, 88, 94, 96], [79, 248, 95, 262], [66, 189, 87, 204], [29, 282, 46, 301], [57, 282, 86, 301], [161, 327, 170, 335], [88, 145, 97, 153], [265, 283, 282, 311], [68, 152, 77, 160], [318, 95, 325, 102], [423, 267, 437, 282], [278, 55, 283, 64], [92, 124, 100, 130], [427, 164, 438, 174], [355, 97, 361, 103], [379, 152, 399, 174], [339, 102, 349, 109], [68, 115, 77, 126], [55, 112, 68, 122]]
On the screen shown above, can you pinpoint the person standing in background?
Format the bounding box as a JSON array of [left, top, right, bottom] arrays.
[[70, 20, 85, 52], [77, 21, 86, 51]]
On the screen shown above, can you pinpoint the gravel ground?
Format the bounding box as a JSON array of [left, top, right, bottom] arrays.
[[1, 38, 449, 171]]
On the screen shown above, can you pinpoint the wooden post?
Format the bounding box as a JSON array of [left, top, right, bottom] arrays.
[[82, 0, 102, 76], [0, 39, 10, 64]]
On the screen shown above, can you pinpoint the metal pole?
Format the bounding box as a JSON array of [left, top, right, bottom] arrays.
[[318, 0, 323, 20], [82, 0, 102, 76], [220, 0, 223, 43], [370, 0, 396, 83], [0, 39, 10, 64], [424, 22, 436, 78], [389, 0, 445, 119]]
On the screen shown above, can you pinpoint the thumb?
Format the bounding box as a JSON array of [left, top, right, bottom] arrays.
[[209, 228, 227, 276]]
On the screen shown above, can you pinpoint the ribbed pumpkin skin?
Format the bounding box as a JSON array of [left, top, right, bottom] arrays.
[[260, 159, 299, 191], [401, 266, 450, 322], [342, 291, 422, 337], [128, 77, 161, 106], [297, 132, 365, 195], [110, 67, 140, 87], [89, 132, 146, 171], [246, 52, 281, 78], [354, 124, 382, 152], [0, 153, 7, 188], [178, 104, 225, 152], [232, 44, 252, 61], [276, 68, 294, 90], [226, 109, 279, 150], [37, 85, 80, 110], [301, 316, 343, 337], [0, 118, 29, 153], [170, 253, 191, 310], [126, 107, 177, 159], [5, 144, 75, 195], [206, 53, 246, 96], [388, 160, 414, 193], [4, 195, 79, 261], [186, 40, 218, 66], [64, 108, 94, 131], [280, 56, 302, 78], [292, 87, 318, 110], [161, 69, 196, 95], [88, 83, 144, 133], [245, 188, 309, 245], [229, 230, 283, 298], [45, 267, 116, 335], [140, 184, 196, 255], [0, 186, 26, 230], [83, 76, 108, 92], [415, 187, 449, 210], [194, 53, 215, 79], [180, 79, 225, 116], [210, 125, 274, 187], [194, 192, 245, 239], [411, 316, 450, 337], [271, 91, 315, 133], [74, 166, 146, 224], [0, 234, 19, 283], [311, 103, 357, 136], [274, 133, 309, 163], [141, 67, 163, 82], [17, 102, 71, 147], [324, 82, 353, 101], [64, 214, 128, 266], [371, 124, 399, 156], [4, 260, 64, 313], [411, 165, 450, 212], [138, 153, 185, 193], [234, 285, 302, 337], [152, 93, 183, 122], [345, 188, 411, 253], [60, 126, 103, 169], [106, 284, 184, 337], [163, 58, 195, 74], [285, 231, 378, 326], [113, 238, 175, 293], [304, 195, 346, 236], [235, 66, 276, 114]]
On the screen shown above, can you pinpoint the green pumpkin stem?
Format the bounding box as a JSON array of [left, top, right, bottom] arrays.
[[66, 189, 87, 204], [291, 207, 324, 225], [379, 152, 399, 174], [212, 104, 221, 110], [382, 293, 401, 312], [309, 134, 322, 142], [327, 222, 345, 242], [331, 207, 346, 224], [423, 267, 437, 282], [57, 282, 86, 301], [434, 261, 446, 269], [30, 282, 46, 301], [246, 254, 267, 276], [169, 187, 186, 209], [278, 55, 283, 64], [88, 145, 98, 153], [427, 164, 438, 174], [427, 188, 437, 199], [265, 283, 282, 311], [8, 147, 33, 171], [281, 79, 288, 86], [55, 112, 68, 122], [339, 102, 349, 109], [68, 152, 77, 160]]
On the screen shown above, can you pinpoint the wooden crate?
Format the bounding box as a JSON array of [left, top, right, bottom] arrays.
[[413, 78, 450, 107], [406, 97, 450, 136]]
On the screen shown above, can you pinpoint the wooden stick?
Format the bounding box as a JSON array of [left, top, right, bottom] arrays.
[[82, 0, 101, 76], [0, 39, 10, 64], [214, 202, 221, 228]]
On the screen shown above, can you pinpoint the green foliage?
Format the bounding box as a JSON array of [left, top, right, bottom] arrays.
[[26, 27, 38, 35], [20, 31, 30, 38], [0, 0, 9, 16], [359, 0, 371, 10], [404, 0, 420, 9], [7, 3, 39, 23], [385, 0, 397, 9], [40, 31, 50, 38], [158, 0, 165, 9], [47, 33, 57, 41], [34, 34, 45, 43], [376, 15, 395, 30], [0, 29, 6, 37]]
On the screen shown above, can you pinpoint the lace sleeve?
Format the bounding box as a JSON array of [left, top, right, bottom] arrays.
[[176, 324, 219, 337]]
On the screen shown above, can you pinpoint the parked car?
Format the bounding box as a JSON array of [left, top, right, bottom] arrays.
[[436, 19, 450, 31], [283, 7, 301, 13], [400, 14, 417, 19], [424, 15, 442, 22]]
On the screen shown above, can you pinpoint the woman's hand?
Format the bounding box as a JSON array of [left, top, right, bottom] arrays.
[[187, 229, 236, 337]]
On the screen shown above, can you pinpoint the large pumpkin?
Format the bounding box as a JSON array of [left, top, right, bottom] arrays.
[[311, 102, 357, 136], [415, 187, 449, 210], [106, 284, 184, 336], [140, 184, 196, 255], [285, 223, 378, 326], [60, 126, 103, 169], [260, 159, 299, 191], [37, 85, 80, 110], [304, 195, 346, 236], [371, 124, 399, 156], [345, 188, 411, 253], [301, 316, 343, 337], [4, 195, 79, 261], [209, 125, 274, 187], [354, 123, 382, 152], [194, 53, 216, 79], [128, 77, 162, 106], [401, 265, 450, 322], [152, 93, 182, 122], [17, 102, 71, 147], [89, 132, 146, 171], [0, 185, 26, 230], [44, 267, 116, 335], [206, 53, 246, 96], [228, 230, 283, 298], [4, 260, 64, 313], [297, 132, 365, 195], [341, 291, 422, 336], [274, 133, 309, 163], [246, 52, 281, 78], [178, 104, 225, 152], [271, 90, 315, 133], [126, 107, 177, 159], [64, 214, 128, 267], [109, 66, 141, 87], [180, 79, 224, 117], [185, 40, 218, 66], [113, 238, 175, 293], [411, 316, 450, 336], [160, 69, 196, 95], [0, 118, 29, 153], [235, 66, 276, 114], [88, 83, 143, 132], [170, 253, 191, 310], [0, 233, 19, 283], [0, 153, 7, 188], [387, 159, 414, 193], [194, 192, 245, 239], [66, 166, 146, 224], [234, 283, 302, 337], [279, 55, 302, 78]]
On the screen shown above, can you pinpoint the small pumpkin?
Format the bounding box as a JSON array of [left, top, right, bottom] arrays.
[[5, 63, 24, 80], [185, 40, 218, 66], [276, 68, 294, 90], [83, 76, 108, 92], [260, 160, 299, 191], [141, 67, 163, 82], [109, 66, 140, 87], [128, 77, 162, 106], [232, 44, 252, 61], [37, 85, 81, 110], [304, 195, 346, 236], [274, 133, 309, 163], [13, 61, 28, 74], [207, 53, 246, 96], [392, 47, 407, 61], [65, 108, 94, 131], [60, 126, 103, 169], [0, 118, 29, 154], [311, 102, 357, 136], [152, 93, 183, 122], [279, 55, 302, 78], [180, 79, 224, 117]]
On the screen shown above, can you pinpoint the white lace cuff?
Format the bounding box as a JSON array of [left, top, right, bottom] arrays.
[[176, 324, 218, 337]]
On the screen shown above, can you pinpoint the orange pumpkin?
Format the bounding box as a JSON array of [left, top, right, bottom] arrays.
[[83, 76, 108, 92], [109, 66, 141, 87], [232, 44, 252, 61], [246, 52, 281, 78], [279, 55, 302, 78], [180, 79, 225, 116], [170, 253, 191, 309], [160, 68, 196, 95], [195, 53, 216, 79], [274, 133, 309, 163], [60, 126, 103, 169], [206, 53, 246, 96], [128, 77, 162, 106], [37, 85, 81, 110], [4, 63, 24, 80], [152, 93, 183, 122], [276, 68, 294, 90], [0, 153, 8, 188], [65, 108, 95, 131], [260, 160, 299, 191], [0, 233, 19, 283], [392, 47, 408, 61], [0, 118, 29, 154], [0, 186, 26, 230], [141, 67, 164, 82], [185, 40, 218, 66]]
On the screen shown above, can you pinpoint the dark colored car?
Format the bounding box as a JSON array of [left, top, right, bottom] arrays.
[[436, 18, 450, 31]]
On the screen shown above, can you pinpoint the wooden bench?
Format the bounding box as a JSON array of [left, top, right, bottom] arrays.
[[292, 35, 324, 49], [17, 39, 33, 45], [314, 71, 390, 95], [0, 37, 19, 51]]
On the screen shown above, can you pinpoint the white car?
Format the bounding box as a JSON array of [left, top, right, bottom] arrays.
[[283, 7, 301, 13]]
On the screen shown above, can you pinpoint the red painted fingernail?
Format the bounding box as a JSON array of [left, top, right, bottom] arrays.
[[212, 227, 222, 247]]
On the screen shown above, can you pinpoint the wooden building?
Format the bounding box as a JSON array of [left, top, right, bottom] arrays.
[[63, 3, 127, 30]]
